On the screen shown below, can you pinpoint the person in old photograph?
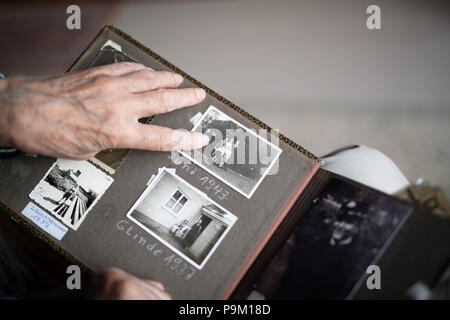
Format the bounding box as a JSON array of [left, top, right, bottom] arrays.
[[183, 106, 282, 197], [127, 169, 237, 269], [200, 108, 266, 182], [53, 185, 78, 217], [29, 159, 113, 230], [173, 219, 192, 240], [55, 186, 76, 206], [328, 198, 370, 247]]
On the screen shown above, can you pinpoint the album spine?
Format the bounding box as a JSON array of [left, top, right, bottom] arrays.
[[220, 161, 321, 299]]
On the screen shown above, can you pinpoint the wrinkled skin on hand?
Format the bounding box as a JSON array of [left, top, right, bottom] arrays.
[[0, 62, 209, 159], [90, 267, 171, 300]]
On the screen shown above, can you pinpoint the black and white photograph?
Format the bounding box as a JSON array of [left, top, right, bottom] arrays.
[[126, 168, 237, 269], [180, 105, 282, 198], [29, 159, 114, 231], [255, 178, 413, 299]]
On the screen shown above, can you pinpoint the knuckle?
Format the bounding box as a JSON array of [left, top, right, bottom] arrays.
[[104, 267, 123, 277], [156, 89, 173, 111], [80, 67, 97, 77], [150, 280, 164, 290], [100, 267, 127, 286], [110, 62, 145, 75], [143, 69, 160, 86], [156, 130, 172, 151], [155, 88, 165, 106], [114, 61, 133, 68], [140, 68, 154, 78], [131, 69, 159, 89], [106, 62, 133, 73], [96, 76, 123, 95], [145, 129, 169, 152], [92, 75, 110, 87], [111, 280, 136, 299], [95, 268, 118, 287], [118, 61, 144, 69]]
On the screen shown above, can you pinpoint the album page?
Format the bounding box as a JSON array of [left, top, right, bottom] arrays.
[[0, 26, 319, 299]]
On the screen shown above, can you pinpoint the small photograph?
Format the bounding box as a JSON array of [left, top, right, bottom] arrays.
[[254, 178, 412, 299], [180, 106, 282, 198], [126, 168, 237, 269], [29, 159, 114, 231]]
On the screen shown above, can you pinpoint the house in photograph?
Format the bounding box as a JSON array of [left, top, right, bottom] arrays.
[[128, 169, 237, 268]]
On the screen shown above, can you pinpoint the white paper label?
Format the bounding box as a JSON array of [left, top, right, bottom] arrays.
[[21, 202, 68, 240]]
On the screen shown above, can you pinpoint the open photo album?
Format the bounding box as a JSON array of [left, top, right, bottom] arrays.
[[1, 26, 449, 299]]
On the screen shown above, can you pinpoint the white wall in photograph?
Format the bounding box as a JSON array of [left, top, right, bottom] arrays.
[[136, 174, 203, 230], [126, 167, 237, 270]]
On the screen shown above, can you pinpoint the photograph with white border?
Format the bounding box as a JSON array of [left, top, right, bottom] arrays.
[[180, 105, 282, 198], [29, 159, 114, 231], [126, 167, 238, 270]]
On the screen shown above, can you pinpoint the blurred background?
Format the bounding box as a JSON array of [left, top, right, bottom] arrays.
[[1, 0, 449, 195]]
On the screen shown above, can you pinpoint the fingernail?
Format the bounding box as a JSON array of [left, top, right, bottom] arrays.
[[198, 133, 210, 147], [195, 88, 206, 100], [174, 74, 183, 84]]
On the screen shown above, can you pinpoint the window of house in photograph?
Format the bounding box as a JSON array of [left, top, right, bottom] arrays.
[[164, 189, 189, 214]]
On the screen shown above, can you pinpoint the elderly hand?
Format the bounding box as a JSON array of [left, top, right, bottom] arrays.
[[90, 267, 171, 300], [0, 62, 209, 159]]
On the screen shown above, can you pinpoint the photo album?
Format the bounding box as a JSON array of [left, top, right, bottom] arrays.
[[1, 26, 449, 299]]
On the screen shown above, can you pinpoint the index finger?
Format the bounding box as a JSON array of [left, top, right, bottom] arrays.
[[118, 125, 210, 152]]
